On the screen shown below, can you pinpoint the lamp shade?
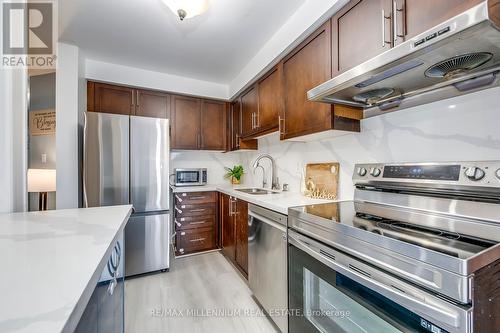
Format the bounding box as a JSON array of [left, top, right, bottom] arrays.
[[162, 0, 210, 20], [27, 169, 56, 192]]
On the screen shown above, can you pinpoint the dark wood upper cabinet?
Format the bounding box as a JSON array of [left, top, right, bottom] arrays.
[[171, 95, 201, 150], [228, 100, 241, 151], [200, 100, 226, 150], [227, 100, 257, 151], [393, 0, 483, 45], [282, 21, 336, 140], [87, 81, 95, 111], [332, 0, 391, 76], [257, 65, 282, 133], [240, 86, 259, 138], [93, 82, 135, 115], [235, 199, 249, 275], [220, 193, 235, 261], [332, 0, 482, 74], [171, 95, 227, 151], [135, 89, 170, 118]]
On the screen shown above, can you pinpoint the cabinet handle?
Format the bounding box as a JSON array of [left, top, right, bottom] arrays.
[[131, 91, 134, 106], [255, 112, 259, 128], [235, 134, 240, 148], [394, 0, 405, 41], [190, 208, 206, 212], [230, 197, 238, 215], [190, 237, 206, 243], [278, 116, 285, 135], [136, 90, 139, 107], [190, 221, 207, 225], [381, 10, 391, 47], [189, 196, 206, 200], [251, 113, 256, 129]]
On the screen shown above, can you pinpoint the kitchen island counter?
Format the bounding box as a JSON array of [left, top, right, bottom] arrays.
[[0, 205, 132, 333]]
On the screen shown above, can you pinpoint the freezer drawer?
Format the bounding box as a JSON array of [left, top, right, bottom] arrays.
[[130, 116, 169, 213], [125, 212, 170, 277]]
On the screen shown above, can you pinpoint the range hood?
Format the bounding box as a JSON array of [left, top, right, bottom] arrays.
[[308, 1, 500, 118]]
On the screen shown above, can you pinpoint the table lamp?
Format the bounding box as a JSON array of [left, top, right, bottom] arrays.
[[27, 169, 56, 211]]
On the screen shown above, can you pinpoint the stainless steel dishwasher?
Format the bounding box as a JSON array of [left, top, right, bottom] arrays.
[[248, 204, 288, 333]]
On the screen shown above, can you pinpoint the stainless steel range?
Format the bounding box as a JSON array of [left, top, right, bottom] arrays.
[[288, 161, 500, 333]]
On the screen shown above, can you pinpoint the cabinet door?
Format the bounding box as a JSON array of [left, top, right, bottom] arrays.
[[257, 66, 281, 132], [235, 199, 248, 276], [393, 0, 483, 45], [135, 90, 170, 118], [200, 100, 226, 150], [87, 81, 95, 111], [230, 100, 241, 150], [94, 83, 135, 115], [240, 86, 258, 138], [333, 0, 391, 75], [220, 193, 235, 261], [171, 95, 201, 150], [282, 21, 333, 140]]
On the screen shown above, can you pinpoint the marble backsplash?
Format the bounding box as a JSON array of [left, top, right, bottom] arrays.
[[173, 86, 500, 199]]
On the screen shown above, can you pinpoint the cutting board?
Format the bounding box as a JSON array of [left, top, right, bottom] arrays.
[[303, 163, 339, 200]]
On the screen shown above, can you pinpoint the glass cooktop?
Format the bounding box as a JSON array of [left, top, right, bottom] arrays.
[[290, 201, 496, 260]]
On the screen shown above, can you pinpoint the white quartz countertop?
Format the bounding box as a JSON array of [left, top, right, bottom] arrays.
[[0, 205, 133, 333], [171, 185, 332, 214]]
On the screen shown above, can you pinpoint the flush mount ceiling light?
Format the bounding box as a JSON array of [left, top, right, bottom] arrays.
[[162, 0, 210, 21]]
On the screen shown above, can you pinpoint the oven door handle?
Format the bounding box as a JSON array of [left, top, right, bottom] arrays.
[[288, 231, 471, 332]]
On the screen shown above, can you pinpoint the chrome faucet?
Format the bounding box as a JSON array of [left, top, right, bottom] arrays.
[[252, 154, 279, 190], [253, 164, 267, 188]]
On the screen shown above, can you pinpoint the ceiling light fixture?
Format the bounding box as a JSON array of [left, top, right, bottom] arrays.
[[162, 0, 210, 21]]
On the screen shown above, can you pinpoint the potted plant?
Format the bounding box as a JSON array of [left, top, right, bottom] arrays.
[[224, 165, 244, 185]]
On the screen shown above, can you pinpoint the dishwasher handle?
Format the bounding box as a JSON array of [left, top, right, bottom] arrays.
[[248, 210, 286, 232]]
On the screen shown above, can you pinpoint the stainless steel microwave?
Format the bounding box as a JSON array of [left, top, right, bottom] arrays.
[[174, 168, 207, 187]]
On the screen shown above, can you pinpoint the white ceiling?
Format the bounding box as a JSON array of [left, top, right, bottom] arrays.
[[59, 0, 305, 84]]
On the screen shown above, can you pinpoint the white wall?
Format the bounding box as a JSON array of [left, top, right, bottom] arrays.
[[56, 43, 82, 209], [0, 68, 28, 213], [239, 87, 500, 200], [170, 151, 243, 185], [85, 59, 229, 99]]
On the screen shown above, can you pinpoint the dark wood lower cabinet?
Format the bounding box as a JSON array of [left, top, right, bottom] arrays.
[[174, 191, 218, 256], [220, 193, 235, 259], [235, 199, 248, 275], [473, 257, 500, 332], [219, 193, 248, 278]]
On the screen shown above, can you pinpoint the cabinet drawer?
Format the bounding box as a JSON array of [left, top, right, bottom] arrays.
[[174, 204, 215, 217], [174, 191, 217, 205], [175, 215, 216, 231], [176, 227, 216, 255]]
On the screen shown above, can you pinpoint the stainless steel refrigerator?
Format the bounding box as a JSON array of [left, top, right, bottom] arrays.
[[83, 112, 170, 277]]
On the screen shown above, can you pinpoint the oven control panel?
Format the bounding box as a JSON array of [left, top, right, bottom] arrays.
[[353, 161, 500, 189]]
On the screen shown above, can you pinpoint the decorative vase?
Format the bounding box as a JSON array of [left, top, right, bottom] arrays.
[[231, 177, 240, 185]]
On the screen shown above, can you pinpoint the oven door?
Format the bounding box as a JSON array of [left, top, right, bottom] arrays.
[[288, 230, 472, 333], [175, 170, 201, 186]]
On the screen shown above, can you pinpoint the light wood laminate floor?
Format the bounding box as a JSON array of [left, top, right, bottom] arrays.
[[125, 251, 278, 333]]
